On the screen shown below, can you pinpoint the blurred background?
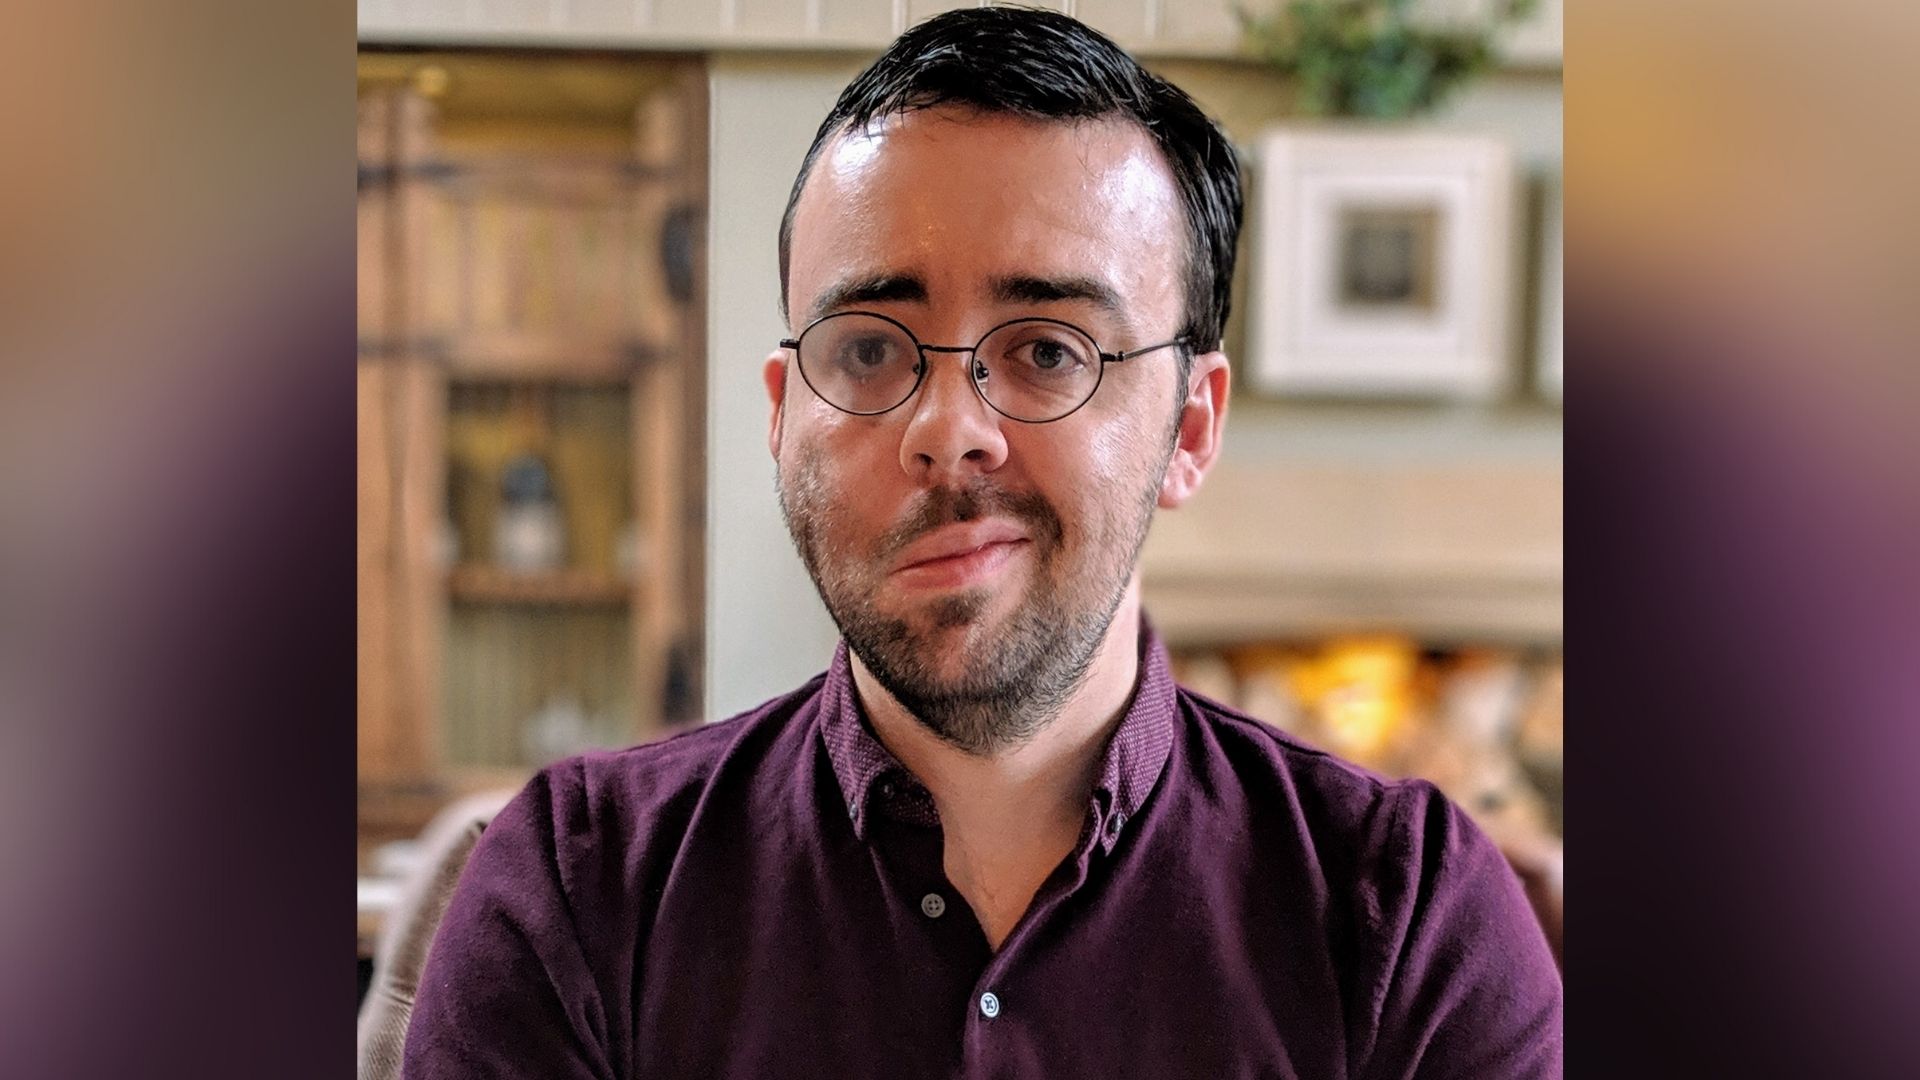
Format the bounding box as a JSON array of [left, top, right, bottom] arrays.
[[9, 0, 1920, 1073], [354, 0, 1563, 1002]]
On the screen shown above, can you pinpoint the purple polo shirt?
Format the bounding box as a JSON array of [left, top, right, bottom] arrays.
[[404, 629, 1562, 1078]]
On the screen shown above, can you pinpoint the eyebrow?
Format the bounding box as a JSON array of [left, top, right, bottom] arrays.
[[988, 274, 1126, 320], [806, 273, 929, 324], [803, 270, 1134, 334]]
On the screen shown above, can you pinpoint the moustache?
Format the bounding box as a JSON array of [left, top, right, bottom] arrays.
[[875, 481, 1064, 563]]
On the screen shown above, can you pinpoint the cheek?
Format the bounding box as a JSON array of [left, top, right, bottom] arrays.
[[783, 414, 903, 535], [1018, 422, 1146, 549], [1078, 391, 1171, 492]]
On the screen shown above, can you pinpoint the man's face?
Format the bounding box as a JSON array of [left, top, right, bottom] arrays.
[[770, 108, 1198, 752]]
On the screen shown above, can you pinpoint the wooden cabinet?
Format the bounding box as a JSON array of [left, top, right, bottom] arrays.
[[357, 54, 707, 856]]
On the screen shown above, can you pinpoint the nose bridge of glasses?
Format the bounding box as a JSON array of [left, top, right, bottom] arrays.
[[917, 342, 978, 376], [911, 343, 992, 410]]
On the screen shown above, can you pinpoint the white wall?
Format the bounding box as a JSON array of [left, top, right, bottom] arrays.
[[703, 53, 866, 719]]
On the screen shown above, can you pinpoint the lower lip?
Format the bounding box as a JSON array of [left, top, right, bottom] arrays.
[[892, 540, 1027, 590]]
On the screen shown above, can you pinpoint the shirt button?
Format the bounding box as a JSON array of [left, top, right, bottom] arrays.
[[979, 991, 1000, 1019], [1108, 811, 1127, 837], [920, 892, 946, 918]]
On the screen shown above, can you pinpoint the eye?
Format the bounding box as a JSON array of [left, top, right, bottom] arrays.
[[827, 333, 915, 382], [1000, 328, 1094, 376], [1029, 339, 1072, 371], [840, 335, 898, 369]]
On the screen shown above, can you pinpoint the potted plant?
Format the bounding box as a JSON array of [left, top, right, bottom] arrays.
[[1238, 0, 1538, 120]]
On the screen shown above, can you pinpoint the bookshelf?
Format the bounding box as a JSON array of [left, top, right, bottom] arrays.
[[357, 53, 708, 859]]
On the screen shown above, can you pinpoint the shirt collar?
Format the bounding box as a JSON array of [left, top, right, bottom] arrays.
[[816, 622, 1178, 856]]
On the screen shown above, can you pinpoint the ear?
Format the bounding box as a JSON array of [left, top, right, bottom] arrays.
[[763, 353, 790, 459], [1158, 350, 1230, 509]]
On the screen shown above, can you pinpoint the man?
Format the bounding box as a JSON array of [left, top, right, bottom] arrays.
[[404, 8, 1563, 1078]]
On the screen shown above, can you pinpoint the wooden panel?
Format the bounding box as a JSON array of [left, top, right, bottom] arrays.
[[728, 0, 810, 37], [817, 0, 902, 40], [1152, 0, 1237, 51], [1140, 456, 1562, 643], [628, 78, 680, 724], [360, 87, 429, 785], [905, 0, 978, 27], [449, 566, 633, 605], [362, 0, 467, 35], [1071, 0, 1153, 42], [651, 0, 726, 36], [358, 92, 393, 349], [630, 68, 706, 736], [358, 363, 398, 781], [566, 0, 645, 32], [1142, 572, 1561, 646], [391, 361, 448, 779], [669, 62, 711, 727], [390, 90, 448, 782], [357, 192, 390, 344], [1144, 458, 1561, 576], [630, 94, 683, 353], [473, 0, 557, 32]]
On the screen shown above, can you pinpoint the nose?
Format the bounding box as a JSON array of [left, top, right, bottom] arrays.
[[897, 349, 1009, 483]]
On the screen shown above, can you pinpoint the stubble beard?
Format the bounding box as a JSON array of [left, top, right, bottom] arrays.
[[777, 442, 1167, 756]]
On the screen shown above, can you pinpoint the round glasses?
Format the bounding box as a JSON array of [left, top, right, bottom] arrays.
[[779, 312, 1187, 424]]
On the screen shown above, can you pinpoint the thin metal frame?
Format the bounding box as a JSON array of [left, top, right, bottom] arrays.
[[779, 311, 1186, 424]]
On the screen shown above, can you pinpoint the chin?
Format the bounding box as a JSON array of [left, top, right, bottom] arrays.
[[922, 589, 996, 631]]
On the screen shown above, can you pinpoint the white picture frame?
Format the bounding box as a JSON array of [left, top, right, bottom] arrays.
[[1536, 170, 1563, 401], [1248, 130, 1518, 399]]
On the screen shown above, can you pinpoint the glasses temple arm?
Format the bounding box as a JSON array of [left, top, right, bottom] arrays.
[[1106, 337, 1190, 363]]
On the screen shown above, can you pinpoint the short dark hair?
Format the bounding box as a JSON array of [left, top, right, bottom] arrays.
[[778, 6, 1244, 357]]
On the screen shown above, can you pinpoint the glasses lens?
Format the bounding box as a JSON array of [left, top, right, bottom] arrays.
[[975, 320, 1102, 421], [796, 314, 922, 414]]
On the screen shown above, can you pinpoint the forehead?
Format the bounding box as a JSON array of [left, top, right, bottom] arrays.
[[787, 108, 1186, 329]]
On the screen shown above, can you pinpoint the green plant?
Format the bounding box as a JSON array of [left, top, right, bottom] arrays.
[[1238, 0, 1538, 119]]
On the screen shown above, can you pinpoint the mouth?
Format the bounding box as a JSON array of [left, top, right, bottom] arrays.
[[890, 523, 1031, 590]]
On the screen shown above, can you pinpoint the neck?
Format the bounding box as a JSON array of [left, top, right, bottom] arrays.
[[849, 578, 1145, 839]]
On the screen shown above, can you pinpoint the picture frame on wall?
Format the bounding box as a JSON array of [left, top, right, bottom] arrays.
[[1248, 130, 1518, 399], [1536, 171, 1563, 401]]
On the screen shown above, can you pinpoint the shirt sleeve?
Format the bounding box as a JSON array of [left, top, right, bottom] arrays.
[[402, 760, 617, 1080], [1355, 779, 1564, 1080]]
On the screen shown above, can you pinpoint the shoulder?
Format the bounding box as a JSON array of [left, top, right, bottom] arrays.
[[1174, 687, 1560, 1073], [531, 673, 827, 850], [1174, 684, 1409, 830], [474, 674, 828, 908], [405, 675, 837, 1076], [1173, 685, 1513, 926]]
